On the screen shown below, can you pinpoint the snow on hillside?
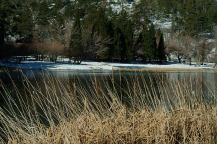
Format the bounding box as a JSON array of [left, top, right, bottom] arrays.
[[153, 20, 172, 30]]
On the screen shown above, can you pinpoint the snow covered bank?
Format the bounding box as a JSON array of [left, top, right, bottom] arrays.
[[0, 61, 113, 71], [0, 61, 216, 72]]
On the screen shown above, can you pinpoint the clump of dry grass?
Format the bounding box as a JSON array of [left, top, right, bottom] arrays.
[[0, 72, 217, 143], [28, 108, 217, 144]]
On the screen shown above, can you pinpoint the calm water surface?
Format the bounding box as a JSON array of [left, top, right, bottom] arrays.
[[0, 69, 217, 140], [0, 69, 217, 106]]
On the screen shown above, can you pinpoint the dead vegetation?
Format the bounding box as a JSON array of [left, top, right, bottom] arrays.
[[0, 72, 217, 144]]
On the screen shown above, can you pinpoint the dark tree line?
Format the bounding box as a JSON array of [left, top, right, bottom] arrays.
[[0, 0, 216, 63]]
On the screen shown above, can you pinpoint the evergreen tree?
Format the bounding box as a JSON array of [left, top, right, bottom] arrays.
[[37, 1, 51, 26], [87, 7, 111, 60], [1, 0, 216, 63], [0, 0, 34, 57], [134, 32, 144, 59], [113, 10, 134, 61], [106, 20, 115, 61], [14, 3, 34, 43], [157, 0, 217, 35], [0, 0, 15, 57], [0, 1, 7, 53], [119, 11, 134, 61], [113, 27, 127, 62], [143, 24, 157, 61], [68, 13, 83, 64], [156, 29, 166, 62]]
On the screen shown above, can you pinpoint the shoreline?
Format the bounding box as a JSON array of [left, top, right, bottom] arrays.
[[0, 61, 216, 73], [115, 67, 217, 73]]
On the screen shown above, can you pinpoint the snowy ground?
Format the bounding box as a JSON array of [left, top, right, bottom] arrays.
[[0, 60, 216, 72]]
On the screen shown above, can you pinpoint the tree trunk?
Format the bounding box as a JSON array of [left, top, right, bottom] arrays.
[[0, 33, 4, 46], [0, 22, 4, 44], [178, 55, 182, 63], [0, 23, 5, 58]]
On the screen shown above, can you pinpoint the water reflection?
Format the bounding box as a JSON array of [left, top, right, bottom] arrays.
[[0, 70, 217, 109]]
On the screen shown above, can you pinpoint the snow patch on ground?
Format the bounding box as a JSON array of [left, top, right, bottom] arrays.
[[0, 61, 216, 71]]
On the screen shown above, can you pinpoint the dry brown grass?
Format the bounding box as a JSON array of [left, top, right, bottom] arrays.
[[114, 68, 216, 73], [7, 108, 217, 144], [0, 72, 217, 144]]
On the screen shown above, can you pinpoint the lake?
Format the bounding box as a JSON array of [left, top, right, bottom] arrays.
[[0, 69, 217, 140], [1, 69, 217, 108]]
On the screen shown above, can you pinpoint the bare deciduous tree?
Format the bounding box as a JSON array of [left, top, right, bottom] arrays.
[[82, 28, 111, 60], [196, 39, 212, 65], [181, 35, 197, 65], [166, 33, 186, 63], [166, 33, 198, 64]]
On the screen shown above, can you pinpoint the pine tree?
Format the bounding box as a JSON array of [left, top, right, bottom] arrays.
[[68, 13, 83, 64], [87, 7, 111, 60], [14, 4, 34, 43], [143, 24, 157, 61], [114, 27, 127, 62], [0, 9, 6, 53], [157, 0, 217, 35], [37, 1, 51, 26], [156, 29, 166, 62], [106, 20, 115, 61], [113, 10, 134, 62], [0, 0, 14, 57], [134, 32, 144, 60], [119, 29, 127, 62], [0, 0, 34, 57]]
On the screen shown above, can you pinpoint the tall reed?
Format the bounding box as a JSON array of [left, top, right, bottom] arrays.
[[0, 71, 217, 143]]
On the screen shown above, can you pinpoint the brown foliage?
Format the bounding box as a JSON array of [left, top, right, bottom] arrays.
[[31, 40, 65, 55], [1, 73, 217, 143], [166, 33, 197, 63]]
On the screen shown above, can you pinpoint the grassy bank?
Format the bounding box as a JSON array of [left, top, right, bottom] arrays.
[[0, 72, 217, 143]]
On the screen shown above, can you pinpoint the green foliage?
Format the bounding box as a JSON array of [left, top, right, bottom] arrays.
[[114, 27, 127, 61], [1, 0, 215, 62], [157, 0, 217, 35], [156, 29, 166, 62], [82, 6, 112, 60], [0, 0, 16, 44], [68, 14, 83, 63], [143, 24, 157, 61], [113, 10, 134, 62]]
